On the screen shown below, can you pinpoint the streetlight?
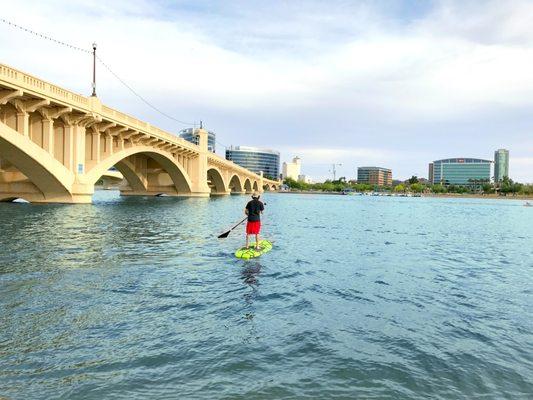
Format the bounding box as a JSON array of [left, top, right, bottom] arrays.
[[91, 42, 97, 97], [330, 163, 342, 181]]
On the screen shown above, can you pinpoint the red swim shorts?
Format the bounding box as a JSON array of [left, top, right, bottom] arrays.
[[246, 221, 261, 234]]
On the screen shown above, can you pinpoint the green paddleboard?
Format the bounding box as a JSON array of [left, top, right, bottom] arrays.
[[235, 240, 273, 260]]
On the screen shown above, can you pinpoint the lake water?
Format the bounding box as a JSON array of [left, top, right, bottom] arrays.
[[1, 191, 532, 399]]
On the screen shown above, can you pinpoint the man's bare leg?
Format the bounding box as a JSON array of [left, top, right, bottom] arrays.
[[245, 234, 249, 249], [255, 233, 260, 249]]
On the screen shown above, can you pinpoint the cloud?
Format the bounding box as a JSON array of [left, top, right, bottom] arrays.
[[511, 157, 533, 183]]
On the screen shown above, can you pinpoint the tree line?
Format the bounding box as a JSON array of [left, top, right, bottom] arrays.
[[283, 176, 533, 196]]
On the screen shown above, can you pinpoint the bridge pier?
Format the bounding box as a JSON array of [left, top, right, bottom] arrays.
[[188, 128, 211, 198]]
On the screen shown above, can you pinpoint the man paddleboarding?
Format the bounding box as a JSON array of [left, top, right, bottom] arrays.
[[245, 192, 265, 249]]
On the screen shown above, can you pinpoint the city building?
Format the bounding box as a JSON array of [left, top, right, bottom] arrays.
[[179, 128, 216, 153], [282, 157, 301, 180], [225, 146, 280, 179], [430, 158, 492, 186], [428, 162, 434, 183], [298, 174, 312, 184], [494, 149, 509, 182], [357, 167, 392, 186]]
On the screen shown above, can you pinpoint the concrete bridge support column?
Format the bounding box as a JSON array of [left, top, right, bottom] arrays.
[[91, 129, 101, 165], [72, 124, 86, 175], [42, 117, 54, 155], [259, 171, 264, 194], [63, 124, 74, 172], [16, 111, 29, 136], [189, 128, 211, 197]]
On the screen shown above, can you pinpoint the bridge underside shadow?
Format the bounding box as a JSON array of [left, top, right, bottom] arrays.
[[0, 121, 76, 203], [108, 153, 193, 198], [207, 167, 230, 195]]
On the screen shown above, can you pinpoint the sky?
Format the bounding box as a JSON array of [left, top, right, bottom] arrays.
[[1, 0, 532, 182]]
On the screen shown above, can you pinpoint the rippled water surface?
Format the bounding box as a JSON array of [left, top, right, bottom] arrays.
[[1, 192, 532, 399]]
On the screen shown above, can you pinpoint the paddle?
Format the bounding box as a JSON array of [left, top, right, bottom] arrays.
[[218, 217, 247, 238], [218, 202, 267, 239]]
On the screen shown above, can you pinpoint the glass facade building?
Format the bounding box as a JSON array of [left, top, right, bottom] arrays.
[[179, 128, 216, 153], [225, 146, 280, 178], [431, 158, 492, 185], [494, 149, 509, 182], [357, 167, 392, 186]]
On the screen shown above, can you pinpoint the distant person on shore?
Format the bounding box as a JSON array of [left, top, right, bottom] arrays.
[[245, 192, 264, 249]]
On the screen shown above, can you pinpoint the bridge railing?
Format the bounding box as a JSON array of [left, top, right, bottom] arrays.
[[0, 63, 197, 151], [0, 63, 91, 110]]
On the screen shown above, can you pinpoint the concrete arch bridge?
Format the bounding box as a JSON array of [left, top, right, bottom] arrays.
[[0, 63, 279, 203]]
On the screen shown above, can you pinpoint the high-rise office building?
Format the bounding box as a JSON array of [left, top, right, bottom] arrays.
[[225, 146, 280, 178], [428, 162, 434, 183], [430, 158, 491, 185], [357, 167, 392, 186], [179, 128, 216, 153], [494, 149, 509, 182], [282, 157, 301, 180]]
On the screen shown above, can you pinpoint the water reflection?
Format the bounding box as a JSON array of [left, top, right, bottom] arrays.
[[240, 262, 262, 343], [241, 262, 262, 286]]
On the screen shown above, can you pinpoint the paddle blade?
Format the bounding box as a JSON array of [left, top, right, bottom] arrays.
[[218, 230, 230, 239]]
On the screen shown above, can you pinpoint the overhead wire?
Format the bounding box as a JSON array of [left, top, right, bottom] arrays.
[[0, 18, 91, 54], [95, 56, 197, 126], [215, 139, 230, 150], [0, 17, 197, 127]]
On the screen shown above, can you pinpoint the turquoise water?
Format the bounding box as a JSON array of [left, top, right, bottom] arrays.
[[1, 192, 532, 399]]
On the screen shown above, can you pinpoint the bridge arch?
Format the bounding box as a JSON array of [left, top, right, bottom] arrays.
[[243, 178, 252, 193], [228, 174, 243, 193], [253, 181, 259, 192], [0, 197, 22, 202], [113, 158, 147, 193], [207, 167, 227, 194], [0, 121, 74, 202], [84, 146, 192, 194]]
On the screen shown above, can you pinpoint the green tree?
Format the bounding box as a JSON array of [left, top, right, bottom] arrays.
[[410, 183, 425, 193], [408, 175, 419, 184], [500, 176, 514, 195], [283, 177, 303, 190], [511, 182, 523, 196], [394, 183, 406, 193], [431, 184, 447, 194], [482, 183, 494, 194], [321, 182, 335, 192]]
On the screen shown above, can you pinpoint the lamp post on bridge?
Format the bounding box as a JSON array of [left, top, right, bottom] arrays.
[[91, 42, 97, 97]]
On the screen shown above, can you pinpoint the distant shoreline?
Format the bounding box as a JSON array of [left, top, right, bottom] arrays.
[[275, 191, 533, 200]]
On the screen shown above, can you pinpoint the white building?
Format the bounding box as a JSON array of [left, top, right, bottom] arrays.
[[282, 156, 301, 180], [298, 174, 312, 184]]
